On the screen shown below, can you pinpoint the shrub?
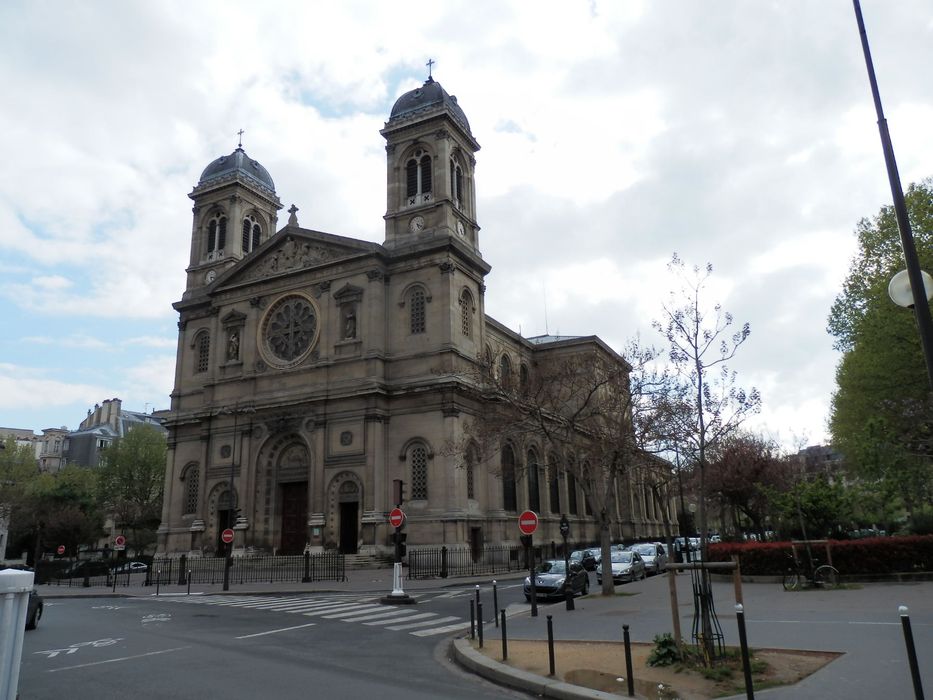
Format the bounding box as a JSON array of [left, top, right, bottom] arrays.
[[648, 633, 682, 667]]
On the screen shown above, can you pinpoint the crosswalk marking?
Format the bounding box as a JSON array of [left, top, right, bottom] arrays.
[[151, 594, 469, 638]]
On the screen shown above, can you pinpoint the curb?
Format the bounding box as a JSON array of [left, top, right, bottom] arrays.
[[451, 637, 630, 700]]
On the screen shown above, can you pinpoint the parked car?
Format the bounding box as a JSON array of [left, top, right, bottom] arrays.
[[596, 550, 646, 585], [569, 549, 599, 571], [60, 560, 111, 579], [113, 561, 148, 574], [524, 560, 589, 601], [631, 543, 667, 575], [26, 588, 43, 630]]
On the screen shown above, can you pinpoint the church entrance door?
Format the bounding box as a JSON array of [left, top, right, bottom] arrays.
[[280, 481, 307, 554], [339, 502, 358, 554]]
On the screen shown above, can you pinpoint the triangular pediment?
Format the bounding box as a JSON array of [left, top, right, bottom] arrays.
[[216, 227, 382, 288]]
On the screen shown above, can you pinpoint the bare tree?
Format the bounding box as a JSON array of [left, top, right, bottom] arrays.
[[458, 337, 672, 595]]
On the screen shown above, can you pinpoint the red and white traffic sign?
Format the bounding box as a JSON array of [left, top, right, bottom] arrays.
[[221, 528, 235, 544], [114, 535, 126, 550], [389, 507, 405, 529], [518, 510, 539, 535], [57, 545, 65, 555]]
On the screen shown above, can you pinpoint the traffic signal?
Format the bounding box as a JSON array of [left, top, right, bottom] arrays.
[[393, 479, 405, 506]]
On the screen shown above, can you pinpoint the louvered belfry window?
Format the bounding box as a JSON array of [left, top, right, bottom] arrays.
[[420, 155, 432, 193], [196, 332, 210, 373], [406, 159, 419, 198], [411, 445, 428, 500], [184, 465, 199, 514], [410, 288, 426, 334], [460, 290, 473, 337]]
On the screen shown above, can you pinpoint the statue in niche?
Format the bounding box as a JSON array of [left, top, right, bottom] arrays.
[[344, 306, 357, 339], [227, 330, 240, 361]]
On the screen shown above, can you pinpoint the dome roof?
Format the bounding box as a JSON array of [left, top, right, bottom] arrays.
[[198, 147, 275, 191], [388, 77, 472, 135]]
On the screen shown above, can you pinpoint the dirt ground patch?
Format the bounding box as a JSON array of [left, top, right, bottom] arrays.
[[473, 639, 840, 699]]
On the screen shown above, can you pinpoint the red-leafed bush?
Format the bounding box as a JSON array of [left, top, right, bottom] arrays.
[[706, 536, 933, 575]]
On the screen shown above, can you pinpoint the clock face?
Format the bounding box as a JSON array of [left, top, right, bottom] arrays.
[[409, 216, 425, 233], [205, 270, 216, 283]]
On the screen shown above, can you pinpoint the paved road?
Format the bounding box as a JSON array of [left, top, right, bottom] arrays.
[[20, 587, 533, 700]]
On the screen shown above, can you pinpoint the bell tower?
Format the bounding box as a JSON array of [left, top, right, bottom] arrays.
[[381, 75, 481, 253], [184, 140, 282, 296]]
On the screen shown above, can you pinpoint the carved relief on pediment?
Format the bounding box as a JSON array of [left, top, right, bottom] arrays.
[[239, 236, 345, 282]]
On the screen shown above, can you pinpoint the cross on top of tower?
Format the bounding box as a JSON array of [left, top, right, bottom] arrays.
[[237, 129, 245, 148], [426, 58, 435, 80]]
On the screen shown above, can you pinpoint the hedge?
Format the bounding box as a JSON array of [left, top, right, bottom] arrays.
[[706, 535, 933, 576]]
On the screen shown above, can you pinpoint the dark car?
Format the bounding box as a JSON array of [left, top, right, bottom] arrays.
[[569, 549, 599, 571], [61, 560, 111, 579], [26, 589, 43, 630], [524, 559, 589, 601]]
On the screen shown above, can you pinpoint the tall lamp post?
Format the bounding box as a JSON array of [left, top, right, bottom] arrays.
[[221, 403, 255, 592], [853, 0, 933, 389]]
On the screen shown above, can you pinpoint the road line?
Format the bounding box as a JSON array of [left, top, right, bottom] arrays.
[[235, 622, 318, 639], [301, 603, 383, 617], [47, 646, 190, 673], [335, 608, 422, 623], [410, 621, 471, 636], [318, 605, 388, 619], [374, 612, 438, 628], [387, 615, 459, 631]]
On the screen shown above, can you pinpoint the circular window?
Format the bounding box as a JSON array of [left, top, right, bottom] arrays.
[[259, 293, 319, 368]]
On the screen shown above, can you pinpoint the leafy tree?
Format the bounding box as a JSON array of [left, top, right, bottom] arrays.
[[771, 474, 852, 540], [98, 424, 166, 553], [828, 179, 933, 518], [0, 436, 39, 507], [706, 434, 789, 539]]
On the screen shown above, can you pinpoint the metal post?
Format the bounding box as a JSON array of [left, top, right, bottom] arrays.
[[187, 570, 192, 596], [477, 602, 484, 648], [853, 0, 933, 389], [529, 538, 538, 618], [623, 624, 634, 697], [155, 569, 161, 596], [492, 580, 499, 627], [899, 606, 926, 700], [303, 550, 311, 583], [735, 604, 755, 699], [547, 615, 555, 676], [500, 609, 508, 660], [469, 600, 475, 640], [474, 584, 480, 611]]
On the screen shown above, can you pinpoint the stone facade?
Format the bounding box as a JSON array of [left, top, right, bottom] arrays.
[[157, 77, 672, 558]]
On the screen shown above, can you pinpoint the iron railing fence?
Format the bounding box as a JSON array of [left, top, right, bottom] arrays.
[[407, 544, 546, 579], [43, 552, 346, 588]]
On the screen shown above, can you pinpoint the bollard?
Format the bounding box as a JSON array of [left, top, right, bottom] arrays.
[[477, 601, 484, 648], [735, 604, 755, 699], [492, 580, 499, 627], [112, 567, 117, 593], [470, 600, 476, 640], [156, 569, 161, 596], [500, 609, 508, 660], [623, 624, 634, 697], [303, 550, 311, 583], [565, 585, 575, 611], [547, 615, 556, 676], [187, 570, 192, 596], [899, 605, 926, 700], [475, 584, 480, 610]]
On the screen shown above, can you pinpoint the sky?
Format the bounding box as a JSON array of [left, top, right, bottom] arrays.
[[1, 1, 931, 451]]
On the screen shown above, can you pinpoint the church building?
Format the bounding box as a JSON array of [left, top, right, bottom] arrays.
[[157, 76, 671, 558]]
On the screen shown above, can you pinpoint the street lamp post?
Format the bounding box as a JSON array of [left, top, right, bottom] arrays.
[[221, 404, 255, 592]]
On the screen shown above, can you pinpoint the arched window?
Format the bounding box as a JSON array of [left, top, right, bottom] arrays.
[[182, 464, 199, 515], [466, 445, 477, 500], [410, 444, 428, 500], [567, 469, 579, 515], [501, 445, 517, 511], [499, 354, 512, 389], [410, 287, 426, 334], [242, 215, 262, 254], [459, 289, 473, 337], [206, 214, 227, 259], [405, 150, 433, 206], [527, 449, 541, 513], [548, 453, 561, 513], [519, 364, 530, 394], [450, 159, 464, 209], [195, 331, 210, 374]]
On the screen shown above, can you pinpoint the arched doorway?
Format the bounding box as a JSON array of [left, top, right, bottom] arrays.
[[338, 481, 360, 554], [208, 482, 237, 556]]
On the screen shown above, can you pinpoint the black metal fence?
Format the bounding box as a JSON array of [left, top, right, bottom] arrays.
[[408, 544, 552, 579], [42, 552, 346, 588]]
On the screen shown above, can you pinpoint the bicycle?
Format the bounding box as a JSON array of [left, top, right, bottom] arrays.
[[782, 556, 839, 591]]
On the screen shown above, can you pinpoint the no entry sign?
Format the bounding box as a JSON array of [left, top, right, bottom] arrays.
[[114, 534, 126, 551], [221, 528, 235, 544], [389, 507, 405, 529], [518, 510, 539, 535], [57, 545, 65, 555]]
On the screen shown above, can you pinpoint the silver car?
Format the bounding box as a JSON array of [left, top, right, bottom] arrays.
[[596, 550, 646, 585], [632, 543, 667, 575]]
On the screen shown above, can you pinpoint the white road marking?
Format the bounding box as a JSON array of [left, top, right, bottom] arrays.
[[46, 646, 189, 672], [411, 621, 471, 636], [387, 615, 460, 631], [235, 622, 318, 639], [317, 605, 388, 619], [373, 612, 439, 628], [334, 608, 422, 623]]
